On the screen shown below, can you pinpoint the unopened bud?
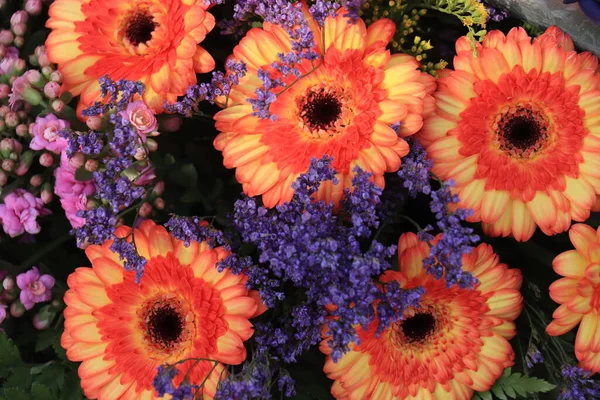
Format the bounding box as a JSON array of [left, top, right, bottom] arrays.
[[138, 202, 153, 218], [41, 66, 53, 79], [25, 0, 43, 16], [15, 124, 28, 137], [49, 70, 62, 83], [21, 86, 43, 106], [0, 137, 14, 155], [37, 53, 50, 68], [145, 138, 158, 152], [13, 36, 24, 48], [0, 105, 10, 117], [0, 0, 8, 10], [161, 116, 182, 132], [84, 159, 98, 172], [51, 99, 64, 113], [134, 146, 147, 160], [152, 181, 165, 196], [11, 11, 28, 26], [68, 152, 85, 168], [0, 83, 9, 99], [4, 111, 19, 128], [86, 198, 98, 210], [40, 187, 52, 204], [2, 276, 13, 290], [33, 313, 51, 330], [0, 120, 5, 132], [12, 58, 26, 75], [43, 81, 60, 98], [17, 110, 27, 120], [12, 23, 26, 37], [0, 30, 14, 46], [0, 170, 7, 186], [86, 116, 102, 131], [25, 69, 44, 87], [153, 197, 165, 210], [30, 174, 42, 187], [1, 158, 15, 171], [10, 300, 25, 318], [39, 152, 54, 167]]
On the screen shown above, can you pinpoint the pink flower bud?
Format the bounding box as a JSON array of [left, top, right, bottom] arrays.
[[15, 124, 28, 137], [33, 313, 51, 330], [85, 116, 102, 131], [161, 115, 182, 132], [12, 24, 26, 37], [1, 158, 15, 171], [10, 301, 25, 318], [40, 188, 52, 204], [17, 111, 27, 120], [4, 111, 19, 128], [2, 276, 13, 290], [146, 138, 158, 152], [134, 146, 147, 161], [0, 83, 9, 99], [84, 159, 98, 172], [138, 202, 153, 218], [13, 35, 24, 48], [25, 0, 43, 16], [49, 70, 61, 82], [153, 197, 165, 210], [15, 160, 29, 176], [0, 137, 14, 153], [42, 81, 59, 98], [152, 181, 165, 196], [37, 53, 50, 67], [0, 170, 7, 186], [12, 58, 26, 74], [0, 0, 7, 10], [25, 69, 43, 86], [39, 152, 54, 167], [0, 30, 14, 45], [11, 11, 28, 26], [30, 174, 42, 187], [0, 105, 9, 117], [68, 152, 84, 168], [51, 99, 64, 113], [41, 65, 53, 78]]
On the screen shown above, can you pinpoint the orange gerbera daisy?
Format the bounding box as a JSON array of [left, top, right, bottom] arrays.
[[419, 26, 600, 242], [46, 0, 215, 113], [321, 232, 523, 399], [214, 9, 435, 208], [61, 220, 264, 399], [547, 223, 600, 374]]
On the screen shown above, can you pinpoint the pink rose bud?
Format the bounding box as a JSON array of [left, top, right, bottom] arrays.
[[1, 158, 15, 171], [0, 83, 9, 99], [146, 138, 158, 152], [25, 0, 43, 15], [40, 188, 52, 204], [85, 116, 102, 131], [68, 152, 84, 168], [84, 159, 98, 172], [2, 276, 13, 290], [39, 152, 54, 167], [0, 30, 13, 45], [43, 81, 60, 98], [0, 105, 10, 117], [38, 53, 50, 67], [0, 170, 7, 186], [153, 197, 165, 210], [123, 100, 157, 136], [49, 70, 61, 82], [51, 99, 64, 113], [13, 36, 24, 48], [10, 300, 25, 318], [152, 181, 165, 196], [12, 24, 26, 37], [161, 115, 182, 132], [5, 112, 19, 128], [30, 174, 42, 187], [138, 202, 153, 218], [11, 11, 28, 25], [15, 123, 28, 137]]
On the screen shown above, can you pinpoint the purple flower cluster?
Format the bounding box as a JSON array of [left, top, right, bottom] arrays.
[[230, 157, 423, 361], [558, 365, 600, 400], [109, 237, 147, 283], [398, 139, 479, 288], [486, 4, 508, 22], [526, 344, 544, 369], [164, 215, 229, 249], [152, 365, 196, 400]]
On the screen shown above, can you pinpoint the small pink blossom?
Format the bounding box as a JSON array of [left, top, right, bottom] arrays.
[[134, 166, 156, 186], [16, 266, 54, 310], [0, 46, 18, 75], [29, 114, 69, 154], [8, 75, 30, 108], [54, 153, 96, 228], [121, 100, 157, 140], [0, 189, 51, 237], [59, 193, 88, 228], [0, 303, 6, 325]]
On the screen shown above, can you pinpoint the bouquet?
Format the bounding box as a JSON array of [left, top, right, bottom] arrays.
[[0, 0, 599, 399]]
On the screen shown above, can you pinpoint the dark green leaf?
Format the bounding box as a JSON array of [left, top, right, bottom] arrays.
[[35, 329, 60, 352], [475, 391, 493, 400], [30, 361, 55, 375], [491, 385, 508, 400], [74, 167, 94, 182], [31, 384, 58, 400], [0, 332, 23, 367], [169, 163, 198, 188], [0, 388, 31, 400], [35, 365, 65, 392], [60, 369, 84, 400], [3, 366, 32, 389]]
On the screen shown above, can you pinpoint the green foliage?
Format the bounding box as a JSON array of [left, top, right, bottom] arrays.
[[474, 368, 556, 400], [0, 332, 23, 368]]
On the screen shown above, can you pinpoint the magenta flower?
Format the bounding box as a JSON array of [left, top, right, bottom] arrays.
[[0, 189, 51, 237], [59, 193, 88, 228], [0, 47, 19, 75], [29, 114, 70, 154], [54, 153, 96, 228], [120, 100, 157, 141], [16, 266, 54, 310], [0, 303, 6, 325], [8, 75, 30, 108]]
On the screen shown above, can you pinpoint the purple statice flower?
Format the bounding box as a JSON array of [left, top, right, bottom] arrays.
[[558, 365, 600, 400], [16, 266, 54, 310], [74, 206, 117, 247], [341, 0, 365, 21], [153, 365, 180, 398], [82, 76, 145, 117], [486, 5, 508, 22], [526, 344, 544, 369], [110, 237, 147, 283], [165, 215, 229, 249], [309, 0, 340, 25], [375, 280, 424, 334], [230, 156, 422, 361], [397, 139, 433, 198]]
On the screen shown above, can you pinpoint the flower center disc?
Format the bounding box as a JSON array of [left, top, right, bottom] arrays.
[[300, 88, 343, 132], [400, 312, 437, 344], [124, 10, 157, 46], [494, 105, 549, 158], [141, 297, 190, 352]]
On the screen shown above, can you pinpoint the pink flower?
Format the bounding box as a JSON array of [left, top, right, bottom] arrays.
[[0, 303, 6, 325], [8, 75, 30, 108], [0, 189, 51, 237], [59, 193, 88, 228], [0, 47, 18, 75], [121, 100, 157, 140], [16, 266, 54, 310], [29, 114, 70, 154], [134, 166, 156, 186]]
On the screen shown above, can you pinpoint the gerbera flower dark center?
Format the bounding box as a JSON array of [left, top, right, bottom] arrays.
[[300, 88, 343, 132], [141, 297, 190, 352], [124, 10, 157, 46], [495, 106, 549, 158], [400, 312, 437, 343]]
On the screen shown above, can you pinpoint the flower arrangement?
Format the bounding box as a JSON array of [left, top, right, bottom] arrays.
[[0, 0, 599, 399]]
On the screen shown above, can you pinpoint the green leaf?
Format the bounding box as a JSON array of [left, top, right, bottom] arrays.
[[3, 366, 33, 389], [30, 361, 55, 375], [0, 388, 31, 400], [31, 384, 58, 400], [0, 332, 23, 367], [74, 167, 94, 182], [487, 368, 556, 399], [491, 385, 508, 400], [35, 365, 65, 392], [169, 163, 198, 188], [35, 329, 59, 352], [477, 391, 493, 400], [60, 369, 84, 400]]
